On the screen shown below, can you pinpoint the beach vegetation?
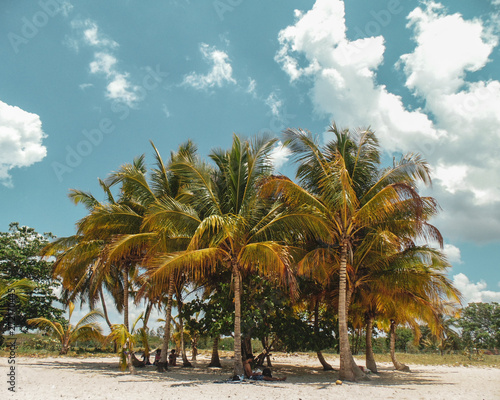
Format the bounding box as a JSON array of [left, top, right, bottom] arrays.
[[0, 223, 64, 344], [27, 301, 104, 355]]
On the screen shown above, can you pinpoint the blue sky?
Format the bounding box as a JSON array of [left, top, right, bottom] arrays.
[[1, 0, 500, 327]]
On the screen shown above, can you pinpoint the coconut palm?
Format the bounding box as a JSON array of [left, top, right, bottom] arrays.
[[27, 301, 104, 355], [264, 124, 440, 380], [107, 312, 151, 374], [146, 134, 323, 375], [103, 141, 200, 372], [377, 255, 461, 371], [0, 278, 36, 325], [42, 179, 123, 332], [354, 246, 461, 372]]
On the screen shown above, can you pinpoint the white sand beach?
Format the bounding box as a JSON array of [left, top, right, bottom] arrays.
[[2, 353, 499, 400]]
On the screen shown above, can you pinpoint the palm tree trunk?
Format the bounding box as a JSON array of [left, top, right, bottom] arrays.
[[143, 301, 153, 329], [177, 294, 192, 367], [126, 341, 136, 375], [242, 337, 252, 358], [99, 286, 113, 330], [316, 351, 334, 371], [142, 301, 153, 360], [365, 316, 377, 373], [122, 263, 130, 332], [158, 274, 175, 372], [338, 242, 357, 381], [99, 285, 118, 352], [60, 334, 70, 355], [191, 335, 198, 361], [232, 265, 244, 376], [389, 319, 410, 372], [208, 336, 222, 368], [346, 274, 366, 380], [314, 298, 333, 370]]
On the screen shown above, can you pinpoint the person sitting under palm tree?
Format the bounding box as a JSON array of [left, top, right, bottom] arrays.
[[168, 349, 178, 366]]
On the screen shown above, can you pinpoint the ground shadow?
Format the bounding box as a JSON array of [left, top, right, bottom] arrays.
[[21, 355, 454, 389]]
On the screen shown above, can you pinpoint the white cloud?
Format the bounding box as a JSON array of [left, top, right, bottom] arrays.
[[247, 79, 257, 96], [59, 1, 73, 17], [400, 5, 497, 96], [82, 21, 118, 48], [79, 83, 93, 91], [162, 104, 171, 118], [265, 92, 283, 117], [0, 101, 47, 187], [400, 4, 500, 240], [453, 273, 500, 304], [276, 0, 500, 242], [270, 141, 291, 170], [432, 164, 468, 194], [70, 19, 140, 107], [183, 43, 236, 90], [443, 243, 462, 265], [275, 0, 443, 155], [106, 73, 140, 105], [89, 52, 117, 76]]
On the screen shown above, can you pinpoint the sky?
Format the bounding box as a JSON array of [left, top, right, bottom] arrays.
[[1, 0, 500, 328]]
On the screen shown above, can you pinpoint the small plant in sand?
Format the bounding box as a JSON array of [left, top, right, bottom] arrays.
[[27, 301, 104, 355], [107, 313, 150, 374]]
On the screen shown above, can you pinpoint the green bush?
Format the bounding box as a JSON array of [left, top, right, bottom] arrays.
[[20, 336, 60, 351]]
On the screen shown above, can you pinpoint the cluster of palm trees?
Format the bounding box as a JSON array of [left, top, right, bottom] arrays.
[[42, 124, 460, 381]]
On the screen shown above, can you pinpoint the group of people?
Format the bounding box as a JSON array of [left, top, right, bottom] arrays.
[[243, 354, 286, 381], [141, 349, 178, 366], [143, 349, 285, 381]]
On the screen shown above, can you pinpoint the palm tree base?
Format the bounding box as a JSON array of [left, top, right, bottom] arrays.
[[156, 362, 168, 372]]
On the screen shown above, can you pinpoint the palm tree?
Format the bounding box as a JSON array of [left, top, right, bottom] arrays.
[[147, 134, 322, 375], [355, 246, 461, 372], [265, 124, 440, 380], [378, 255, 461, 371], [42, 179, 123, 332], [107, 312, 151, 374], [27, 301, 104, 355], [104, 141, 199, 372], [0, 278, 36, 329]]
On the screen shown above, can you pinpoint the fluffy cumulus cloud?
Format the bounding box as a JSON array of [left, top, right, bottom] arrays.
[[183, 43, 236, 90], [269, 141, 291, 170], [400, 3, 496, 96], [70, 19, 140, 106], [81, 20, 118, 48], [276, 0, 500, 242], [0, 101, 47, 187], [401, 4, 500, 242], [453, 273, 500, 304], [275, 0, 443, 154], [443, 243, 462, 265]]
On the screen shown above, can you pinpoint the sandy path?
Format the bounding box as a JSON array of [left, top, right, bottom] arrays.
[[2, 354, 499, 400]]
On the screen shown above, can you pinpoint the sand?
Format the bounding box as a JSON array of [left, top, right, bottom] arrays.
[[2, 353, 499, 400]]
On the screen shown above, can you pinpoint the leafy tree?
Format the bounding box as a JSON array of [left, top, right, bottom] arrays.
[[0, 223, 63, 337], [419, 318, 462, 354], [458, 302, 500, 350]]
